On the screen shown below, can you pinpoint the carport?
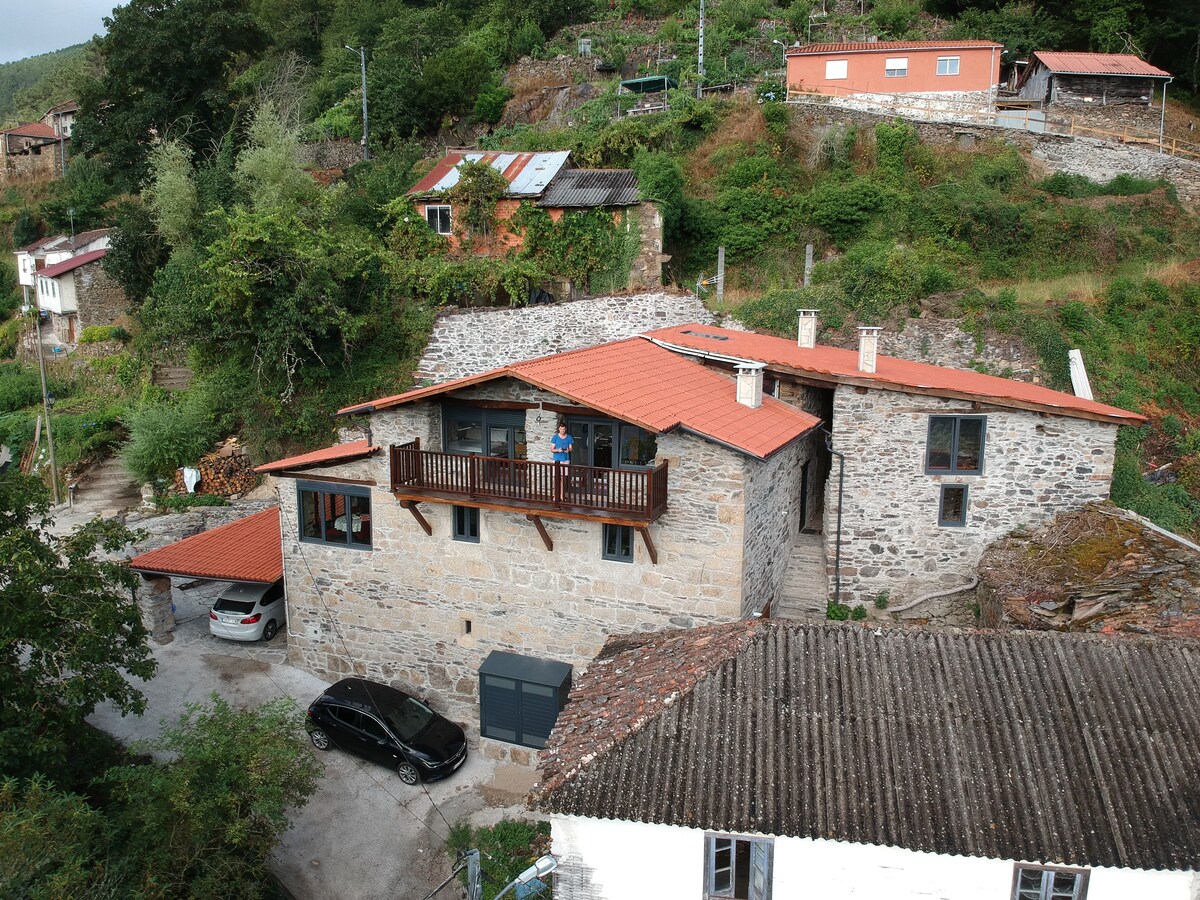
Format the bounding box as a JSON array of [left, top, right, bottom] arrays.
[[128, 507, 283, 643]]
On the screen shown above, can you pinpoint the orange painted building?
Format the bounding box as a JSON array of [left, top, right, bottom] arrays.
[[786, 40, 1002, 98]]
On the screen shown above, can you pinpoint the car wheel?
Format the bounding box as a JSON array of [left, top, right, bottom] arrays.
[[397, 761, 420, 785], [309, 728, 331, 751], [262, 620, 278, 642]]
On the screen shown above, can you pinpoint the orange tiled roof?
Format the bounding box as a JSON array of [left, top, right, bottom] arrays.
[[2, 122, 57, 139], [254, 438, 378, 474], [339, 339, 822, 459], [647, 324, 1145, 424], [128, 507, 282, 583], [787, 40, 1002, 55], [38, 248, 106, 279]]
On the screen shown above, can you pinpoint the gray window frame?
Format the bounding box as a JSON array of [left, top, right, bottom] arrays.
[[925, 415, 986, 475], [452, 505, 480, 543], [938, 484, 969, 527], [425, 204, 452, 234], [704, 833, 773, 900], [297, 480, 372, 550], [602, 523, 634, 562], [1011, 864, 1089, 900]]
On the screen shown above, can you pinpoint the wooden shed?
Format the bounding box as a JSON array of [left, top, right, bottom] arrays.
[[1016, 51, 1171, 108]]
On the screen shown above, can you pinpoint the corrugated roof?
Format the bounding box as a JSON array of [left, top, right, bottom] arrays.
[[407, 151, 572, 198], [255, 438, 379, 474], [128, 507, 282, 584], [537, 169, 640, 208], [37, 248, 106, 279], [338, 339, 821, 459], [536, 620, 1200, 872], [787, 40, 1002, 55], [647, 324, 1144, 424], [1033, 51, 1171, 78]]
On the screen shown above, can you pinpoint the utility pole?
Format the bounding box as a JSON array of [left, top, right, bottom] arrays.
[[697, 0, 706, 99], [33, 311, 60, 504], [345, 45, 370, 161]]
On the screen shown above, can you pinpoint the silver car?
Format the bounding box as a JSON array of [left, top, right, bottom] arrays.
[[208, 580, 286, 642]]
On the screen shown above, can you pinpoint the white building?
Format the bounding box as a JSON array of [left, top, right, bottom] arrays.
[[535, 620, 1200, 899]]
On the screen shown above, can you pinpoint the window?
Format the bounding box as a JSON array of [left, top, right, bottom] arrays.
[[925, 415, 986, 475], [937, 56, 960, 76], [705, 834, 773, 899], [568, 417, 657, 470], [939, 485, 968, 527], [453, 505, 479, 542], [425, 204, 452, 234], [825, 59, 848, 80], [602, 523, 634, 562], [298, 481, 372, 548], [885, 57, 908, 77], [479, 651, 572, 749], [443, 405, 527, 459], [1012, 865, 1089, 900]]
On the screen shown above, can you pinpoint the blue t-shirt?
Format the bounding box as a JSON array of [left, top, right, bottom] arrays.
[[551, 432, 574, 461]]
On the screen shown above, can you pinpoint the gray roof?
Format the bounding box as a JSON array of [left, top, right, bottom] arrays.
[[535, 621, 1200, 871], [537, 169, 639, 208]]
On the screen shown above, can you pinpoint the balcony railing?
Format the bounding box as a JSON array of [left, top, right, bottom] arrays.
[[390, 440, 668, 522]]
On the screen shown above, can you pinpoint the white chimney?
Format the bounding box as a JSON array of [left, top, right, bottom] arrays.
[[797, 309, 819, 349], [857, 326, 881, 374], [736, 363, 765, 408]]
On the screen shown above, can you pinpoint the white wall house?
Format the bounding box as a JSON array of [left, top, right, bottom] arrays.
[[535, 620, 1200, 900], [14, 228, 110, 289]]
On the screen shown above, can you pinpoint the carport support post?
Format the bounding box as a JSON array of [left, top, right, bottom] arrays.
[[137, 573, 176, 644]]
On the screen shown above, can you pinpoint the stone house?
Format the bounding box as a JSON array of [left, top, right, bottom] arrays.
[[15, 228, 111, 293], [534, 619, 1200, 900], [785, 40, 1002, 101], [407, 150, 665, 293], [34, 247, 128, 343], [1016, 51, 1171, 109], [0, 121, 63, 183], [256, 319, 1141, 763]]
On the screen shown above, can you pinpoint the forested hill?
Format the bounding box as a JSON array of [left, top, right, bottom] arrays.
[[0, 45, 86, 127]]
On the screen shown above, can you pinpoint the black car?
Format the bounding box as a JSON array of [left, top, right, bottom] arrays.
[[305, 678, 468, 785]]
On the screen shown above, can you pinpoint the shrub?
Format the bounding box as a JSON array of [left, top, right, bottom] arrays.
[[78, 325, 130, 344], [826, 600, 850, 620], [874, 590, 890, 609], [850, 604, 868, 620], [0, 362, 42, 414], [120, 391, 222, 484], [447, 817, 551, 900], [808, 179, 885, 244]]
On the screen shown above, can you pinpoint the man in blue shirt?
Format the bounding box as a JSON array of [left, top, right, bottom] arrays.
[[551, 422, 574, 500]]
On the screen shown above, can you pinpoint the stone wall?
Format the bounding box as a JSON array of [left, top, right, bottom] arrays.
[[75, 262, 129, 331], [823, 385, 1119, 606], [279, 385, 756, 750], [630, 201, 667, 291], [297, 138, 363, 169], [0, 145, 62, 185], [414, 291, 715, 382]]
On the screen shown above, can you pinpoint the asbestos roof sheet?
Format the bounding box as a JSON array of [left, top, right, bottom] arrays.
[[407, 151, 572, 197], [537, 169, 640, 208], [128, 507, 282, 584], [1033, 51, 1171, 78], [255, 438, 378, 474], [338, 338, 821, 459], [37, 248, 106, 279], [646, 324, 1144, 424], [787, 40, 1001, 55], [535, 620, 1200, 872]]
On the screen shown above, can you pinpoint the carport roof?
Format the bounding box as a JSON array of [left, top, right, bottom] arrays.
[[127, 507, 282, 584]]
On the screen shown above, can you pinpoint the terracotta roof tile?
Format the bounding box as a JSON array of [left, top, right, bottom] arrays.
[[647, 324, 1145, 424], [787, 40, 1002, 54], [38, 248, 106, 279], [128, 507, 281, 583], [2, 122, 57, 139], [255, 438, 378, 474], [339, 339, 821, 459], [1034, 51, 1171, 78]]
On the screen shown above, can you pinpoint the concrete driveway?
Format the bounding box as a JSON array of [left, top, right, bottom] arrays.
[[89, 577, 523, 899]]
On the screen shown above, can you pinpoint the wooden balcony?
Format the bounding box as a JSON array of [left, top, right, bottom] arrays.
[[389, 440, 669, 524]]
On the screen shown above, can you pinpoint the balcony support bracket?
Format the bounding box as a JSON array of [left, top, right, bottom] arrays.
[[399, 500, 432, 536], [527, 514, 554, 551], [637, 526, 658, 565]]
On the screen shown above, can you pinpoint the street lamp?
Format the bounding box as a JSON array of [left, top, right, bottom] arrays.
[[344, 45, 370, 161], [493, 855, 558, 898]]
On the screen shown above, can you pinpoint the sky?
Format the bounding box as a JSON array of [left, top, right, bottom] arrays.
[[1, 0, 118, 64]]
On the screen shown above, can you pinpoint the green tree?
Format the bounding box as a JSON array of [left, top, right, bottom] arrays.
[[102, 695, 322, 899], [120, 390, 223, 484], [104, 199, 168, 304], [0, 471, 155, 779]]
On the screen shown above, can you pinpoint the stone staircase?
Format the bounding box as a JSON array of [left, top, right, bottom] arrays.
[[773, 531, 829, 621], [152, 365, 193, 391], [49, 455, 144, 535]]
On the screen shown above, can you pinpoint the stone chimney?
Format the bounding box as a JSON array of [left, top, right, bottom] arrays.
[[797, 309, 819, 349], [857, 326, 881, 375], [736, 363, 765, 409]]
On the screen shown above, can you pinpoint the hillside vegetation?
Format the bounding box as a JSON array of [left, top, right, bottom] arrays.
[[0, 0, 1198, 535]]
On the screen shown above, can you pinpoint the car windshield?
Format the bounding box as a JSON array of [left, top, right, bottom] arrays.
[[214, 599, 256, 614], [378, 696, 436, 742]]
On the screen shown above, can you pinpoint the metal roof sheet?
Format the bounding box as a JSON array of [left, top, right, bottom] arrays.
[[1033, 51, 1171, 78], [37, 248, 106, 279], [407, 151, 571, 197], [536, 620, 1200, 871], [537, 169, 639, 208]]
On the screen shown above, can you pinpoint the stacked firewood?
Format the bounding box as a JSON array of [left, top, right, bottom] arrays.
[[172, 438, 258, 498]]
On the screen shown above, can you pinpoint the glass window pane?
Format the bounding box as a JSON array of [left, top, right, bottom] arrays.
[[521, 683, 554, 697], [619, 427, 656, 467], [325, 493, 347, 542], [448, 417, 484, 453], [592, 423, 614, 469], [927, 417, 954, 470], [568, 422, 589, 465], [956, 419, 984, 471], [349, 494, 371, 546], [940, 486, 966, 525], [489, 425, 511, 458], [513, 426, 527, 460], [301, 490, 321, 539]]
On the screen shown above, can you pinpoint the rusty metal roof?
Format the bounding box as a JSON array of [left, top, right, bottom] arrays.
[[535, 620, 1200, 871], [1033, 51, 1171, 78], [407, 151, 571, 198], [537, 169, 639, 208]]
